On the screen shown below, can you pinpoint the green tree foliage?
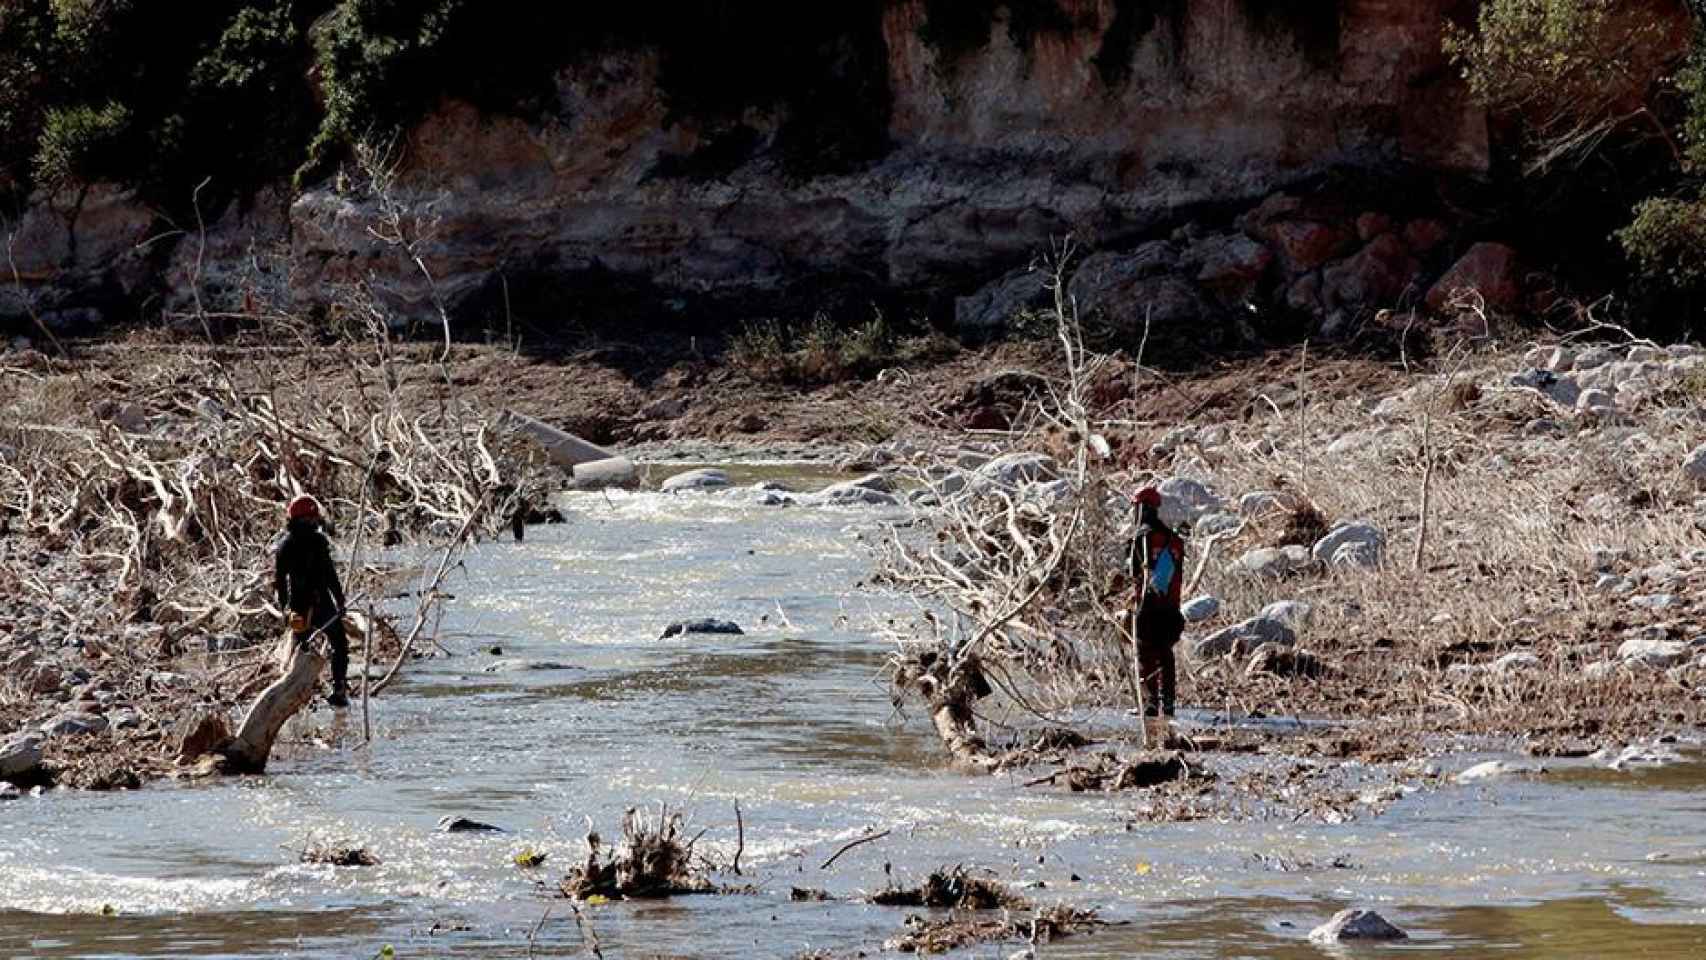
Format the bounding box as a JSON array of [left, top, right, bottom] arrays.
[[1447, 0, 1706, 299], [32, 100, 131, 195]]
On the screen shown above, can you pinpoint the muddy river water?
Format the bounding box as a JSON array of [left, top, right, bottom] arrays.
[[3, 468, 1705, 958]]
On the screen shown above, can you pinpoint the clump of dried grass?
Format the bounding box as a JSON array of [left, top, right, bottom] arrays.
[[560, 805, 713, 900]]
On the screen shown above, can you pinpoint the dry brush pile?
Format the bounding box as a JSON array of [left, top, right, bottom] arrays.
[[0, 324, 550, 785], [877, 267, 1706, 767]]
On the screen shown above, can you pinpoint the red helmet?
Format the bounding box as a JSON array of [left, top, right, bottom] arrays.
[[286, 495, 322, 521], [1131, 486, 1162, 508]]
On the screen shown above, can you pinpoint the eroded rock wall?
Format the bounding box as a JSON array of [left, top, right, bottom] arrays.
[[12, 1, 1492, 333]]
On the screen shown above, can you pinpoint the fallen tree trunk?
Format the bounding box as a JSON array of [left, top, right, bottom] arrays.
[[217, 635, 325, 774], [497, 410, 636, 489]]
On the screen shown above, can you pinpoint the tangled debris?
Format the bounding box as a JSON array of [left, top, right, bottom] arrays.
[[1028, 749, 1194, 793], [560, 805, 714, 900], [300, 845, 381, 867], [884, 903, 1103, 954], [868, 867, 1029, 910]]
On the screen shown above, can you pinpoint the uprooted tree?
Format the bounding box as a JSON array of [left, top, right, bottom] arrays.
[[875, 242, 1173, 768]]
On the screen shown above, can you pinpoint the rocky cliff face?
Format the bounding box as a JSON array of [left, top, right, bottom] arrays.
[[10, 1, 1492, 338]]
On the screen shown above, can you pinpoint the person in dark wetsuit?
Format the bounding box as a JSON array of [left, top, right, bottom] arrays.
[[275, 495, 350, 707], [1129, 486, 1185, 721]]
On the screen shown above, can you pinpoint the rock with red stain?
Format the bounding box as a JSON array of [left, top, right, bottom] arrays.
[[1322, 234, 1423, 312], [1262, 220, 1355, 274], [1402, 218, 1452, 255], [1355, 211, 1394, 241], [1426, 242, 1523, 312]]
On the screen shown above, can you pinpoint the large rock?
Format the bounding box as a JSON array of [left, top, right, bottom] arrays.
[[1232, 545, 1313, 578], [1684, 443, 1706, 486], [808, 480, 901, 507], [1321, 232, 1422, 313], [1426, 242, 1522, 312], [1181, 595, 1221, 623], [660, 468, 730, 493], [1309, 909, 1408, 944], [1186, 233, 1274, 304], [659, 618, 744, 639], [954, 265, 1052, 341], [1258, 218, 1355, 274], [1156, 477, 1226, 528], [40, 712, 108, 738], [0, 734, 44, 780], [977, 453, 1058, 488], [1312, 522, 1385, 567], [1617, 636, 1690, 668], [1190, 615, 1296, 659]]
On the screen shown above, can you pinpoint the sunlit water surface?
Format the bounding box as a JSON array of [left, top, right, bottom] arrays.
[[3, 474, 1704, 958]]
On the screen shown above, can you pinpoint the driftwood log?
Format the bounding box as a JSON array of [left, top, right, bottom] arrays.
[[201, 634, 325, 775]]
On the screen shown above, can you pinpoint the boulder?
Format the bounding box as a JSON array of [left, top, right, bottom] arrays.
[[1237, 490, 1298, 517], [1575, 388, 1616, 417], [1508, 368, 1582, 409], [1194, 512, 1242, 536], [0, 734, 44, 780], [1455, 760, 1526, 784], [438, 815, 505, 833], [1068, 246, 1215, 338], [1181, 595, 1221, 623], [1190, 615, 1296, 660], [1617, 636, 1689, 668], [1187, 233, 1274, 304], [1491, 650, 1542, 674], [1258, 220, 1354, 274], [1309, 909, 1408, 944], [1321, 233, 1422, 313], [660, 618, 744, 639], [808, 483, 900, 507], [1258, 600, 1313, 631], [40, 712, 108, 738], [1232, 545, 1313, 578], [977, 453, 1058, 488], [1684, 443, 1706, 486], [1426, 242, 1522, 312], [954, 265, 1052, 341], [1156, 477, 1225, 528], [1312, 522, 1385, 567], [660, 468, 730, 493]]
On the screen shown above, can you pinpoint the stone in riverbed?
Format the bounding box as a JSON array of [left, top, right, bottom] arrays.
[[1190, 615, 1295, 660], [1312, 522, 1385, 567], [659, 618, 744, 639], [976, 453, 1058, 488], [481, 659, 581, 673], [1232, 545, 1313, 578], [0, 782, 18, 801], [40, 712, 108, 738], [1181, 595, 1220, 623], [1309, 909, 1408, 944], [807, 482, 900, 507], [660, 468, 730, 493], [438, 815, 505, 833], [0, 733, 44, 780]]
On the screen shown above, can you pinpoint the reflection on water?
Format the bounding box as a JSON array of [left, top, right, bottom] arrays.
[[2, 484, 1705, 958]]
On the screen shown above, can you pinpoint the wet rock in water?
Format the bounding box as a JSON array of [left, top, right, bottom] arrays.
[[0, 733, 44, 780], [1309, 908, 1408, 944], [481, 659, 581, 673], [809, 474, 902, 507], [301, 845, 382, 867], [438, 815, 505, 833], [660, 468, 730, 493], [659, 618, 744, 639], [1454, 760, 1530, 784], [1190, 615, 1296, 660], [0, 782, 19, 801], [40, 712, 108, 738], [1181, 595, 1221, 623], [1232, 545, 1313, 578], [1617, 636, 1689, 668], [1312, 522, 1385, 568], [1603, 743, 1683, 771]]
